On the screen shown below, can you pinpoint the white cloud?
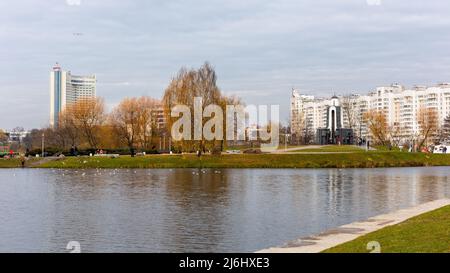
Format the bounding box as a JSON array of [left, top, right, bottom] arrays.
[[66, 0, 81, 6], [1, 0, 450, 128]]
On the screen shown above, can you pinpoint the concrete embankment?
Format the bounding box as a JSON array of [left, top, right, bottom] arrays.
[[257, 199, 450, 253]]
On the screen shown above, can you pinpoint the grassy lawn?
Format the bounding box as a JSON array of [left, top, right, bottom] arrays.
[[33, 152, 450, 169], [0, 158, 23, 168], [288, 145, 366, 153], [323, 205, 450, 253], [0, 158, 41, 168], [225, 145, 305, 151]]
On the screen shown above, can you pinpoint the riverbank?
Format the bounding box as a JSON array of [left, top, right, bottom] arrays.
[[17, 151, 450, 169], [0, 158, 23, 168], [0, 158, 41, 168], [324, 203, 450, 253], [258, 199, 450, 253]]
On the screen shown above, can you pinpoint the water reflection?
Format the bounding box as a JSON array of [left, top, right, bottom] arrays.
[[0, 167, 449, 252]]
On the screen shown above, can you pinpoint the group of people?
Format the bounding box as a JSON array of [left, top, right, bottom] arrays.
[[69, 146, 79, 156], [357, 138, 371, 151]]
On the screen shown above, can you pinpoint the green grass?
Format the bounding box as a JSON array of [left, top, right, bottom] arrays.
[[288, 145, 366, 153], [33, 152, 450, 169], [0, 158, 40, 168], [323, 205, 450, 253], [225, 145, 305, 151], [0, 158, 23, 168]]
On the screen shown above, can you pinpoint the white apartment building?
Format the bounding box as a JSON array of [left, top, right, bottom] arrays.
[[291, 83, 450, 144], [49, 63, 97, 127]]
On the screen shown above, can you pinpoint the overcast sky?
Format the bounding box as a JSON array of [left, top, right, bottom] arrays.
[[1, 0, 450, 129]]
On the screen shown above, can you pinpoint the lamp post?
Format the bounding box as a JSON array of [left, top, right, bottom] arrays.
[[169, 136, 172, 153], [163, 133, 166, 151], [285, 133, 290, 151], [41, 133, 45, 158]]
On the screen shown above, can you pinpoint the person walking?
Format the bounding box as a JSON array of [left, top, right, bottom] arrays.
[[20, 155, 26, 168]]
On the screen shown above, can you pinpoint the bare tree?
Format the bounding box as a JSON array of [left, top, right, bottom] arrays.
[[364, 110, 389, 146], [291, 111, 305, 145], [71, 98, 106, 150], [22, 129, 42, 151], [137, 97, 160, 149], [440, 114, 450, 144], [0, 129, 7, 143], [417, 107, 439, 148], [110, 97, 140, 155], [110, 96, 160, 154], [388, 122, 403, 148], [56, 105, 81, 148], [222, 94, 244, 150], [341, 95, 358, 130]]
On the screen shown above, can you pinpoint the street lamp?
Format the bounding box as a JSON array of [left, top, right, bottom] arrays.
[[285, 133, 290, 151], [163, 132, 166, 151], [41, 133, 45, 158], [169, 136, 172, 153]]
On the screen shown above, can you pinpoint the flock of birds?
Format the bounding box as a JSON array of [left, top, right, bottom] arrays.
[[39, 167, 224, 178]]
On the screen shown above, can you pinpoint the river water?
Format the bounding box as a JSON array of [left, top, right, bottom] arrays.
[[0, 167, 449, 252]]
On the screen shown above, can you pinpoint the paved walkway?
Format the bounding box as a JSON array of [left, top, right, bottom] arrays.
[[25, 157, 59, 167], [272, 145, 321, 153], [272, 145, 376, 154], [257, 199, 450, 253]]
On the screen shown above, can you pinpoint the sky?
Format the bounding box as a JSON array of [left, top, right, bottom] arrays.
[[1, 0, 450, 130]]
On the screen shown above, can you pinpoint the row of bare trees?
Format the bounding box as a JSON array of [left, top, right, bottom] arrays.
[[0, 129, 7, 143], [362, 108, 441, 148], [22, 62, 242, 154], [24, 96, 164, 154], [339, 93, 447, 148]]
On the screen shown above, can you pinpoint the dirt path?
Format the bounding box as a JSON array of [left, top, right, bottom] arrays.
[[271, 145, 322, 153], [272, 145, 377, 154], [25, 157, 59, 168]]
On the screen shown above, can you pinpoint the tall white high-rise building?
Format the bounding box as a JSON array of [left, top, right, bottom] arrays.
[[49, 63, 96, 127]]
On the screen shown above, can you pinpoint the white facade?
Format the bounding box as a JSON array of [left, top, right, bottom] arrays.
[[50, 63, 96, 127], [7, 130, 30, 143], [291, 83, 450, 143]]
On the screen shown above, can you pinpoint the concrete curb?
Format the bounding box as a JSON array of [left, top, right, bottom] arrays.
[[257, 198, 450, 253]]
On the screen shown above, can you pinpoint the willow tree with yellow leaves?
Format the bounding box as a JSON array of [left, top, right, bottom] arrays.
[[162, 62, 224, 153]]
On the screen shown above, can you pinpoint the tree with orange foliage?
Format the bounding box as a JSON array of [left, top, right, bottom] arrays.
[[110, 96, 160, 155], [56, 104, 80, 148], [71, 97, 106, 149], [363, 110, 389, 146], [0, 129, 7, 143], [417, 107, 439, 148]]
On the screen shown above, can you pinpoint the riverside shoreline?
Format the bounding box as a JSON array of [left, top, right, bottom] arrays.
[[2, 151, 450, 169], [258, 199, 450, 253]]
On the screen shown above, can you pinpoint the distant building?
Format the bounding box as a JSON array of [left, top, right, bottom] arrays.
[[49, 63, 96, 127], [154, 104, 167, 131], [291, 83, 450, 145], [7, 130, 30, 143]]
